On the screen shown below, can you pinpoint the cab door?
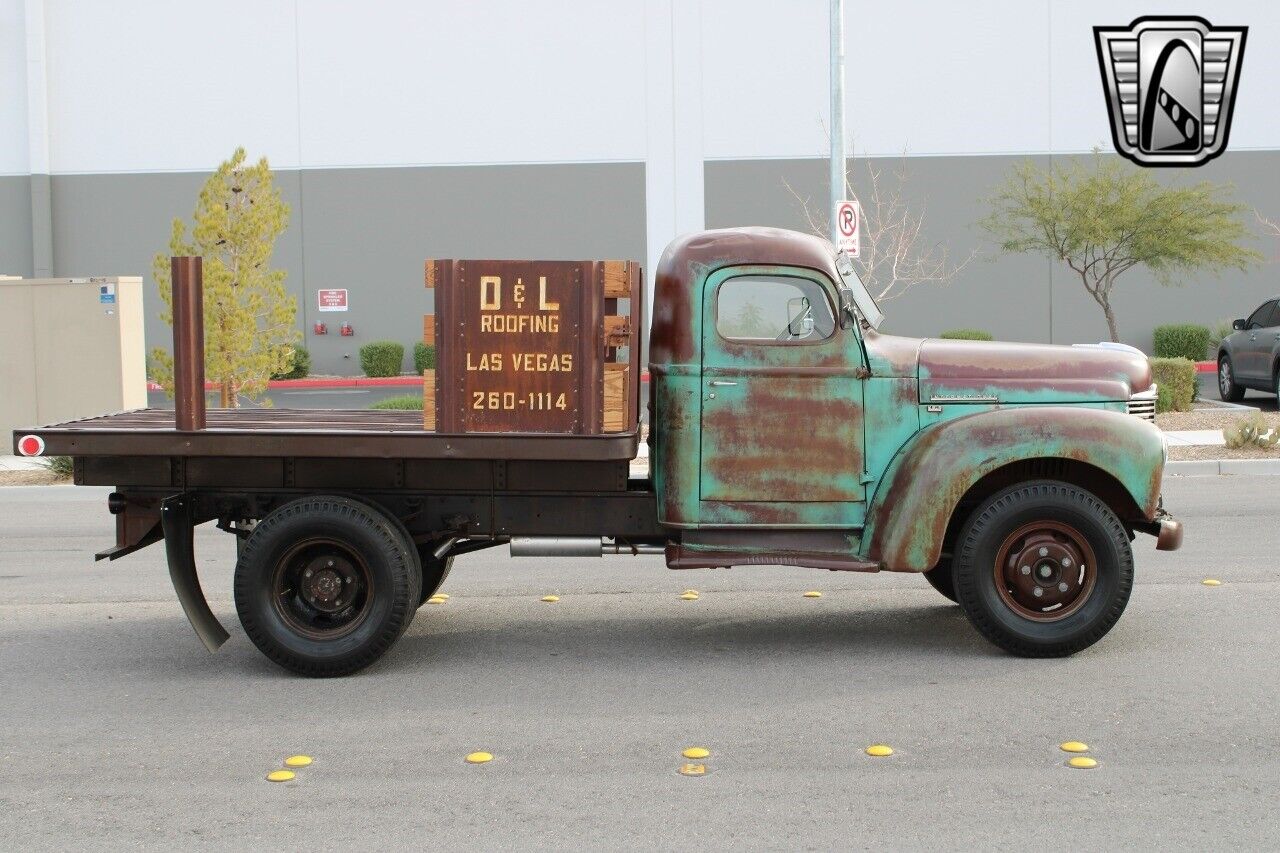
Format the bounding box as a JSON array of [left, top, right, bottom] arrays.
[[698, 266, 866, 525], [1238, 300, 1278, 382]]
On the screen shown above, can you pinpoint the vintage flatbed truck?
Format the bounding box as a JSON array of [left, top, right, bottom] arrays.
[[13, 228, 1182, 676]]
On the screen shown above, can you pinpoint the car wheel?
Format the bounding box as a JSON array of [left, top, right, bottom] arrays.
[[953, 481, 1133, 657], [923, 559, 958, 603], [1219, 355, 1245, 402], [234, 495, 421, 677]]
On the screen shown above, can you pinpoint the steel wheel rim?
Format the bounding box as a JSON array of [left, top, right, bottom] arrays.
[[270, 537, 373, 640], [993, 521, 1097, 622]]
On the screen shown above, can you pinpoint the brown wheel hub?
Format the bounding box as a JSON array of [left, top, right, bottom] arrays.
[[994, 521, 1096, 621]]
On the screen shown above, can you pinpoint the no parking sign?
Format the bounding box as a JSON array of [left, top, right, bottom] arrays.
[[835, 199, 860, 258]]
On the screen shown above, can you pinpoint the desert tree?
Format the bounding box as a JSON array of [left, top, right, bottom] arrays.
[[151, 148, 298, 407], [787, 155, 974, 301], [982, 152, 1260, 342]]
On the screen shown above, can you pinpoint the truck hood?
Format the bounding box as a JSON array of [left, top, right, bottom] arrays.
[[917, 338, 1152, 404]]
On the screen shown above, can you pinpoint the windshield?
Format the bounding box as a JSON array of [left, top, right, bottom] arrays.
[[834, 252, 884, 329]]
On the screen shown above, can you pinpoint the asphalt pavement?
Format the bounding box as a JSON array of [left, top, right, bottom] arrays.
[[1, 476, 1277, 850]]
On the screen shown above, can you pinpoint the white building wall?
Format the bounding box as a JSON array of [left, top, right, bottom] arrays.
[[0, 0, 30, 174], [8, 1, 1279, 174]]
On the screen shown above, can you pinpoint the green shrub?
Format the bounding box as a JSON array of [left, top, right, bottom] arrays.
[[369, 394, 423, 410], [359, 341, 405, 377], [272, 345, 311, 380], [1151, 357, 1196, 413], [1153, 324, 1211, 361], [413, 342, 436, 374], [1223, 412, 1279, 450], [42, 456, 74, 478], [1208, 319, 1235, 350], [940, 329, 994, 341]]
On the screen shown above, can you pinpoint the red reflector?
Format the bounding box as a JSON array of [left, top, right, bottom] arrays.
[[17, 435, 44, 457]]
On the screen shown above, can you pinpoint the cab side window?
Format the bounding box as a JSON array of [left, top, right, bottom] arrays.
[[715, 276, 835, 344], [1246, 301, 1276, 330]]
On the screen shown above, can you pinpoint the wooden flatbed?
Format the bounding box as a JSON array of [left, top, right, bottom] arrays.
[[21, 408, 641, 462]]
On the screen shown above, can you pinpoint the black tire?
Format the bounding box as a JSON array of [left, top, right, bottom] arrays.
[[234, 495, 422, 677], [953, 481, 1133, 657], [1219, 354, 1245, 402], [923, 559, 958, 603], [416, 548, 455, 606]]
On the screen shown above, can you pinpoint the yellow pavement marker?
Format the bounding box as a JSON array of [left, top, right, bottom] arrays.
[[679, 592, 699, 601], [540, 595, 560, 603], [1059, 741, 1089, 754], [436, 593, 450, 600], [266, 770, 295, 782], [682, 589, 699, 595], [803, 591, 823, 598], [1067, 756, 1098, 769], [284, 755, 313, 768], [465, 751, 493, 764], [1202, 578, 1222, 586], [682, 747, 710, 760], [426, 595, 447, 605], [865, 744, 894, 757], [678, 763, 707, 776]]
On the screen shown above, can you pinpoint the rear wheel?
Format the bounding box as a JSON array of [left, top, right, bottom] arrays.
[[923, 560, 957, 603], [234, 495, 421, 677], [953, 481, 1133, 657], [1219, 355, 1245, 402]]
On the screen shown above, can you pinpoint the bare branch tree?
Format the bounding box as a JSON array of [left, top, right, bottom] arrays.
[[786, 155, 975, 301], [1257, 209, 1280, 261]]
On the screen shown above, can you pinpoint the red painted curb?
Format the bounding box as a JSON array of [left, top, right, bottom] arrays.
[[147, 376, 424, 392], [1195, 361, 1214, 374], [146, 373, 654, 392]]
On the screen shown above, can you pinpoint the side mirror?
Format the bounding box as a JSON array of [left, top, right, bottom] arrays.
[[1233, 319, 1247, 331]]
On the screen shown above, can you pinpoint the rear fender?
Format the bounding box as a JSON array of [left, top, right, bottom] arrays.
[[864, 406, 1164, 572]]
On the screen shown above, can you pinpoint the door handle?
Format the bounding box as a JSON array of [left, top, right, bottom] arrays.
[[708, 380, 738, 387]]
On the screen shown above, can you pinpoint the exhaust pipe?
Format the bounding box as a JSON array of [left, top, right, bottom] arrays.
[[509, 537, 666, 558]]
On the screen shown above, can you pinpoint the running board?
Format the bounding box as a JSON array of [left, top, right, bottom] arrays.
[[665, 543, 879, 572], [160, 495, 230, 652]]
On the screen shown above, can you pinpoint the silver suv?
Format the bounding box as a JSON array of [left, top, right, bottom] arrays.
[[1218, 298, 1280, 401]]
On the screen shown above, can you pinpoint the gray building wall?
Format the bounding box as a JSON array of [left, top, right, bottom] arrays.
[[15, 151, 1280, 377], [706, 151, 1280, 352], [46, 162, 646, 376], [0, 175, 33, 277]]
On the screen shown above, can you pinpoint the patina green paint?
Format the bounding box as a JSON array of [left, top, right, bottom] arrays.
[[862, 405, 1166, 572]]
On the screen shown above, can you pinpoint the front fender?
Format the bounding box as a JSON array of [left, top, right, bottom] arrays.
[[863, 406, 1165, 572]]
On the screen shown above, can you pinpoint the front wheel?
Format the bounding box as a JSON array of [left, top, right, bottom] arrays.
[[1219, 355, 1245, 402], [234, 495, 422, 677], [953, 481, 1133, 657]]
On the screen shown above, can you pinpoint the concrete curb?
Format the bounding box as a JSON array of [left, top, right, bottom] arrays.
[[1166, 458, 1280, 476]]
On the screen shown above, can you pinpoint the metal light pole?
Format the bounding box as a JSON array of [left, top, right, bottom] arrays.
[[829, 0, 846, 246]]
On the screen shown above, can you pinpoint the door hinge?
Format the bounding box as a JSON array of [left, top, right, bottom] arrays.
[[854, 366, 871, 380]]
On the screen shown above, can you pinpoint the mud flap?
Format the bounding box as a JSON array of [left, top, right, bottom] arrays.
[[160, 495, 230, 652]]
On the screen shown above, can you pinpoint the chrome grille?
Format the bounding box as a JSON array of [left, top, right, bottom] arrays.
[[1128, 386, 1158, 422]]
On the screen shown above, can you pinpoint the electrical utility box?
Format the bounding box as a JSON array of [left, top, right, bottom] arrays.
[[0, 276, 147, 439]]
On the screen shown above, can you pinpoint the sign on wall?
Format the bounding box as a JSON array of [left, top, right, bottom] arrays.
[[835, 199, 860, 257], [317, 289, 349, 312]]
